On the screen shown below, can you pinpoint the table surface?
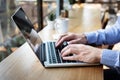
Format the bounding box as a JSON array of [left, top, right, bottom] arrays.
[[0, 4, 103, 80]]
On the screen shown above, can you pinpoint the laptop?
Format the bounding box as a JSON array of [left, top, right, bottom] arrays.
[[11, 7, 99, 67]]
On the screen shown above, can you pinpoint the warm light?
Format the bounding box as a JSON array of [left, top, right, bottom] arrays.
[[72, 4, 81, 9], [0, 46, 6, 52], [15, 26, 20, 35], [33, 23, 38, 31]]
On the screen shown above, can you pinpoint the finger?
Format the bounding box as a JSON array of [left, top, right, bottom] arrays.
[[55, 34, 68, 47], [61, 45, 71, 56], [62, 55, 79, 61], [69, 39, 80, 44], [57, 33, 67, 42], [61, 44, 79, 57], [56, 36, 71, 47]]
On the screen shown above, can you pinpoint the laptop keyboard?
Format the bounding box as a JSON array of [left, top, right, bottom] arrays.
[[36, 42, 79, 64], [47, 42, 78, 64]]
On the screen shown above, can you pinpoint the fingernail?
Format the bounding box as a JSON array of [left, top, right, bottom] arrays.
[[62, 57, 66, 60]]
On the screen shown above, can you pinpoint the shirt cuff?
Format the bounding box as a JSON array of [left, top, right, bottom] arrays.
[[100, 49, 119, 67], [84, 32, 98, 44]]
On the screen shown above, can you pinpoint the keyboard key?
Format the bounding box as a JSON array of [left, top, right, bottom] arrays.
[[47, 42, 79, 64], [48, 42, 57, 63], [47, 42, 53, 63], [56, 49, 63, 63]]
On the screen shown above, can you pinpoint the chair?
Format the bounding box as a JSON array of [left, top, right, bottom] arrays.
[[100, 9, 109, 29]]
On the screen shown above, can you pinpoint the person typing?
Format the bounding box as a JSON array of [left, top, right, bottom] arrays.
[[56, 16, 120, 80]]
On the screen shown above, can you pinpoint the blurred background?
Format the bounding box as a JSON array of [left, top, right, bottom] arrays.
[[0, 0, 119, 62], [0, 0, 57, 61]]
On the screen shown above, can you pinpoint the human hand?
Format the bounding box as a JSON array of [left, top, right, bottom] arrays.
[[56, 33, 87, 47], [61, 44, 102, 63]]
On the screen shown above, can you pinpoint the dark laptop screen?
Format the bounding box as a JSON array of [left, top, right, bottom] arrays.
[[12, 7, 42, 52], [12, 7, 34, 34]]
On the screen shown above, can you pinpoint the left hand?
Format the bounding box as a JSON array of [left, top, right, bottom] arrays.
[[56, 33, 87, 47], [61, 44, 103, 63]]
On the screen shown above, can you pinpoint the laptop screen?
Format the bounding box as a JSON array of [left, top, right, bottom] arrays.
[[12, 7, 42, 52]]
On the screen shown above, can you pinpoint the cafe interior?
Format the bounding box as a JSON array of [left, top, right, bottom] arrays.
[[0, 0, 120, 79]]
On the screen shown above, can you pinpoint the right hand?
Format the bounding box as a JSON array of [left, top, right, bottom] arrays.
[[61, 44, 102, 63], [55, 33, 88, 47]]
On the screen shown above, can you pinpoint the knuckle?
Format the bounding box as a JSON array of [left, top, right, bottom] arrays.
[[68, 47, 73, 52]]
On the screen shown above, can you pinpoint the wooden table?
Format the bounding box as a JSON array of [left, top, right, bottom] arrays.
[[0, 4, 103, 80]]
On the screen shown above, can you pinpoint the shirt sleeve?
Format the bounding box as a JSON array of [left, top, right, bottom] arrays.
[[101, 49, 120, 73], [84, 16, 120, 72], [101, 49, 120, 67], [84, 16, 120, 45]]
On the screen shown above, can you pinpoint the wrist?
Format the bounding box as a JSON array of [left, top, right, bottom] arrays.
[[96, 48, 102, 63], [81, 33, 88, 44]]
